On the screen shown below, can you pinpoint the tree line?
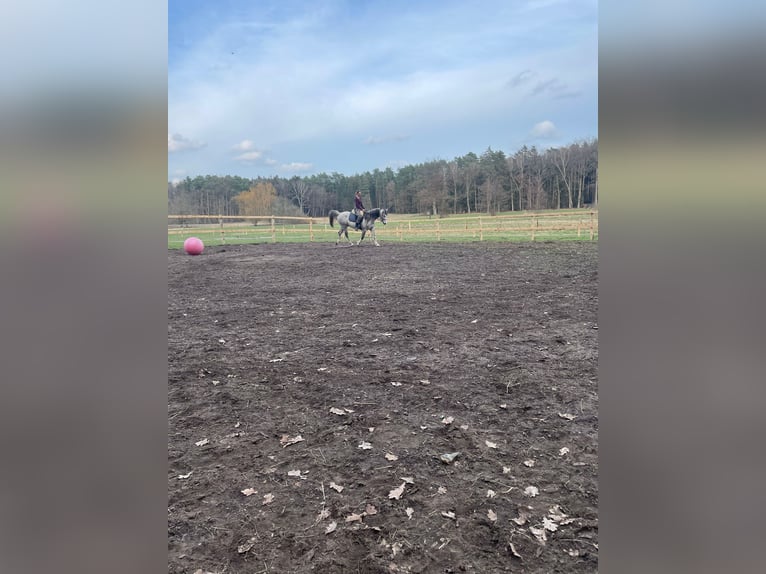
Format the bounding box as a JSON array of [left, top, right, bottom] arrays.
[[168, 138, 597, 219]]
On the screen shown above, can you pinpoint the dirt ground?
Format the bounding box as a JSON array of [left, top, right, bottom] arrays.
[[168, 241, 598, 573]]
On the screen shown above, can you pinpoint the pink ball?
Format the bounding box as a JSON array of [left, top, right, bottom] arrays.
[[183, 237, 204, 255]]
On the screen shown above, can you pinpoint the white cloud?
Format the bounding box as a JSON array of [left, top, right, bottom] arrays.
[[168, 133, 205, 153], [264, 158, 278, 166], [280, 162, 313, 172], [530, 120, 557, 138], [232, 139, 256, 151], [234, 151, 264, 162]]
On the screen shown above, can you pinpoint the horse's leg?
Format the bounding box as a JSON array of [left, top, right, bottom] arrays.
[[358, 229, 366, 246], [372, 227, 380, 247], [343, 226, 352, 245]]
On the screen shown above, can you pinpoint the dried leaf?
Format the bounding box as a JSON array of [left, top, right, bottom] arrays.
[[471, 319, 478, 323], [325, 521, 337, 534], [558, 412, 576, 421], [391, 541, 403, 557], [441, 511, 456, 520], [503, 466, 512, 474], [439, 452, 460, 463], [280, 434, 305, 447], [499, 403, 508, 409], [345, 512, 364, 523], [509, 542, 522, 559], [317, 367, 328, 372], [485, 440, 498, 449], [369, 427, 375, 433], [317, 508, 331, 520], [391, 381, 402, 387], [460, 424, 469, 430], [441, 416, 454, 425], [269, 358, 284, 363], [524, 486, 539, 497], [358, 441, 373, 450], [487, 489, 496, 499], [384, 453, 399, 461], [437, 486, 447, 494], [512, 509, 529, 525], [559, 447, 570, 456], [262, 493, 274, 505], [523, 459, 535, 467], [548, 505, 568, 522], [287, 469, 307, 479], [329, 407, 346, 416], [211, 380, 221, 386], [405, 507, 414, 519], [329, 482, 344, 493], [388, 483, 406, 500], [365, 504, 378, 516], [234, 421, 241, 428], [177, 472, 193, 479], [218, 339, 226, 344], [241, 488, 257, 496], [567, 548, 581, 557], [195, 438, 209, 447], [487, 509, 498, 522], [419, 379, 431, 385], [237, 537, 256, 554], [400, 476, 414, 484], [542, 517, 559, 532], [530, 526, 547, 545]]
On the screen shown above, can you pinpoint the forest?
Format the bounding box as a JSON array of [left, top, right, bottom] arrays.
[[168, 139, 597, 218]]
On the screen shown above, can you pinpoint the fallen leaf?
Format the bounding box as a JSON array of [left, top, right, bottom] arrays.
[[512, 509, 529, 525], [485, 440, 498, 449], [509, 542, 522, 559], [439, 452, 460, 463], [524, 459, 535, 467], [325, 521, 337, 534], [262, 493, 274, 505], [369, 427, 375, 433], [441, 416, 454, 425], [567, 548, 582, 557], [542, 517, 559, 532], [441, 511, 456, 520], [471, 319, 478, 323], [218, 339, 226, 344], [400, 476, 414, 484], [405, 507, 414, 519], [499, 403, 507, 409], [317, 508, 330, 520], [420, 425, 428, 430], [524, 486, 539, 497], [280, 434, 305, 447], [237, 537, 256, 554], [358, 441, 373, 450], [548, 505, 568, 522], [419, 379, 431, 385], [530, 526, 547, 545], [194, 438, 209, 447], [344, 408, 355, 413], [287, 469, 307, 479], [487, 489, 496, 499], [391, 381, 402, 387], [391, 541, 403, 557], [503, 466, 512, 474], [329, 407, 346, 416], [388, 483, 406, 500], [241, 488, 257, 496], [329, 482, 344, 493], [234, 421, 241, 428], [558, 412, 576, 421], [488, 509, 498, 522], [269, 358, 284, 363], [345, 512, 364, 523], [437, 486, 447, 494], [365, 504, 378, 516], [385, 453, 399, 461], [559, 447, 570, 456], [317, 367, 328, 372], [460, 424, 469, 430], [177, 472, 193, 479], [211, 380, 221, 386]]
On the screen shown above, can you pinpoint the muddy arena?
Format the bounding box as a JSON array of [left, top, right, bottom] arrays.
[[168, 241, 598, 573]]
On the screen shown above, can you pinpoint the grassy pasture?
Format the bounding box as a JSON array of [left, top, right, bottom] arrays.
[[168, 209, 598, 249]]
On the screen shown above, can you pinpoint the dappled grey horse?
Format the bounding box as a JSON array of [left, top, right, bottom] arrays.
[[328, 208, 388, 246]]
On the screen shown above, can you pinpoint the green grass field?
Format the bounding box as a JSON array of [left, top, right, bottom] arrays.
[[168, 209, 598, 249]]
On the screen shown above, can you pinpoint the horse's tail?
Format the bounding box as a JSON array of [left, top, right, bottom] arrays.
[[329, 210, 339, 227]]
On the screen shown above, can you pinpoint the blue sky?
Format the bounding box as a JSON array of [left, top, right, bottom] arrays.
[[168, 0, 597, 182]]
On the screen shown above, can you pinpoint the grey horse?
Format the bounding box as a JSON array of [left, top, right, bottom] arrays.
[[328, 208, 388, 246]]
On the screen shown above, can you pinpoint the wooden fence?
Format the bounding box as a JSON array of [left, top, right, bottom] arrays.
[[168, 211, 598, 246]]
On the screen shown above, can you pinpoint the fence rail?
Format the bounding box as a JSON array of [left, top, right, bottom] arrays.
[[168, 211, 598, 247]]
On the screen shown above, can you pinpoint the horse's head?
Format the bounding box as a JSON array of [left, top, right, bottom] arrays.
[[380, 208, 388, 225]]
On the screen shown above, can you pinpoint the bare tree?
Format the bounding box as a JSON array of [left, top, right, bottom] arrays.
[[553, 147, 574, 209], [289, 178, 312, 215]]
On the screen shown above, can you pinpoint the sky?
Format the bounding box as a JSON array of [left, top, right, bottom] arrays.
[[168, 0, 597, 182]]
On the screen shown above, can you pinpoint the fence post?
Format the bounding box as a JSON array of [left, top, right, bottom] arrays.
[[436, 220, 440, 241], [479, 217, 483, 241], [219, 214, 225, 244], [309, 219, 314, 242], [590, 211, 595, 240], [271, 216, 276, 243]]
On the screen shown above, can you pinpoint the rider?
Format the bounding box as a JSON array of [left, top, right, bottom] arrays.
[[353, 191, 366, 230]]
